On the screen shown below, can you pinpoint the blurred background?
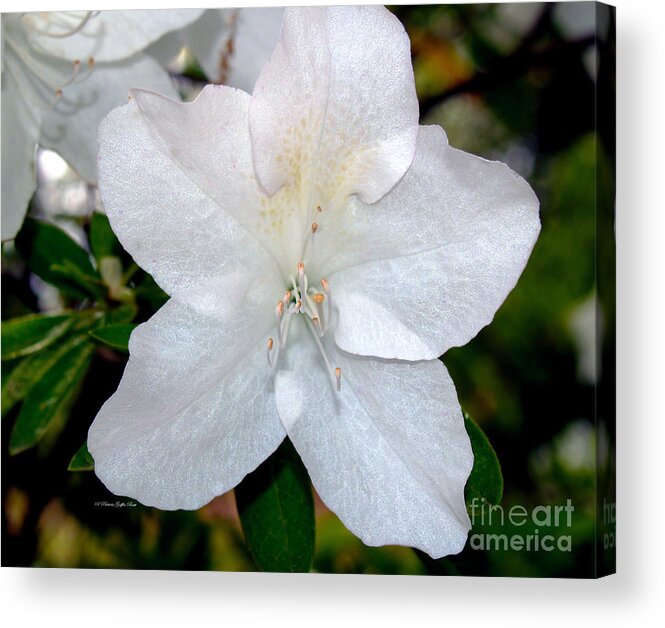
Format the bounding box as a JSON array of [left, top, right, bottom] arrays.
[[2, 2, 615, 577]]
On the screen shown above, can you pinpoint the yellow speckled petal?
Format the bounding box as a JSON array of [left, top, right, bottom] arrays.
[[249, 6, 419, 210]]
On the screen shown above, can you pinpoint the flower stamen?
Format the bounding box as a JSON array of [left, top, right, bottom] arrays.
[[320, 278, 332, 322], [266, 336, 279, 367], [312, 293, 326, 332], [297, 262, 307, 304], [280, 308, 294, 346], [4, 23, 97, 114], [86, 56, 96, 77], [311, 316, 324, 337], [275, 300, 286, 347], [266, 266, 339, 391], [62, 59, 82, 87], [304, 316, 341, 392]]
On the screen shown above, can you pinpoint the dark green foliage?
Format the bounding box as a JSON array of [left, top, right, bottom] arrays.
[[236, 439, 315, 573], [89, 324, 137, 352], [15, 218, 102, 300], [9, 336, 94, 454], [1, 312, 76, 360], [89, 212, 122, 263], [2, 332, 89, 418], [464, 413, 503, 507], [68, 442, 94, 471]]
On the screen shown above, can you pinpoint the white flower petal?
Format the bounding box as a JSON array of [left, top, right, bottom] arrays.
[[129, 85, 304, 277], [225, 7, 285, 92], [1, 69, 40, 241], [332, 126, 540, 360], [148, 8, 283, 92], [142, 29, 182, 67], [249, 6, 419, 204], [274, 323, 473, 558], [41, 53, 178, 183], [98, 86, 278, 295], [89, 273, 286, 511], [26, 9, 204, 62], [178, 9, 235, 84]]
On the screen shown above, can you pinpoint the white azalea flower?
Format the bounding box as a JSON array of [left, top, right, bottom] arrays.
[[89, 6, 540, 559], [1, 9, 203, 241]]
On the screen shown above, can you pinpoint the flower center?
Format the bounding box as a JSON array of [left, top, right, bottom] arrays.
[[265, 261, 342, 392]]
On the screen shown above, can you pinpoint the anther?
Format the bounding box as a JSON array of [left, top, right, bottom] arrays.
[[317, 205, 323, 212], [311, 316, 324, 337], [283, 290, 291, 305], [82, 57, 95, 81], [312, 293, 326, 331], [266, 337, 277, 367], [311, 221, 318, 234], [53, 58, 83, 96], [275, 300, 285, 346], [60, 59, 82, 87], [295, 299, 302, 312], [335, 367, 342, 391]]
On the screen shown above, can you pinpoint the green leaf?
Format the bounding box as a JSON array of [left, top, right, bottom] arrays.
[[89, 212, 121, 263], [9, 336, 94, 455], [464, 413, 503, 507], [89, 324, 136, 352], [50, 262, 105, 295], [1, 312, 75, 360], [68, 442, 94, 471], [3, 336, 74, 417], [235, 439, 315, 573], [15, 218, 101, 299], [103, 303, 138, 325]]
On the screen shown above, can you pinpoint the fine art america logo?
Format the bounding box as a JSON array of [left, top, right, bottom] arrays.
[[469, 497, 575, 552]]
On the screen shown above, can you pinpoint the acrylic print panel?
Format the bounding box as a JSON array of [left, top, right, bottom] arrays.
[[1, 3, 615, 578]]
